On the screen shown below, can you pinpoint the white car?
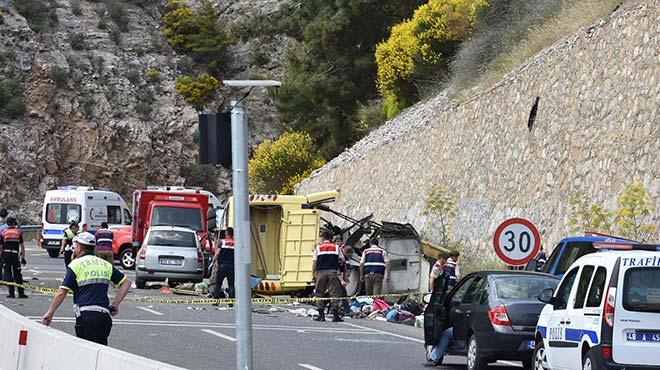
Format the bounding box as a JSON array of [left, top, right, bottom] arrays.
[[533, 243, 660, 370]]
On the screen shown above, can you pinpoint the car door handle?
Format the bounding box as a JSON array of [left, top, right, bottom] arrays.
[[560, 320, 571, 325]]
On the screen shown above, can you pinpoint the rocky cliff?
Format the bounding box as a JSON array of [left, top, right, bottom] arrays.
[[297, 0, 659, 264], [0, 0, 285, 221]]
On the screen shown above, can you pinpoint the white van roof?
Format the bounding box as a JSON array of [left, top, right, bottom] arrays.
[[45, 187, 125, 202]]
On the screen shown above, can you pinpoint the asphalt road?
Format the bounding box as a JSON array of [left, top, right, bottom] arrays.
[[1, 244, 524, 370]]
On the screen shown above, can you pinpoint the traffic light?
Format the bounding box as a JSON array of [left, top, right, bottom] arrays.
[[198, 112, 231, 167]]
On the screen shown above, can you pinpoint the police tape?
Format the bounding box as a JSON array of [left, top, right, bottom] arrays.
[[0, 280, 411, 306]]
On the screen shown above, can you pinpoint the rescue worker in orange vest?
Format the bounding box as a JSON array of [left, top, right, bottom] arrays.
[[212, 227, 235, 299], [312, 231, 345, 322], [359, 239, 391, 296], [1, 217, 27, 298]]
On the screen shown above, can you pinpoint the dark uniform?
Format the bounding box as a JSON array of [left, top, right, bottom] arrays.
[[214, 236, 235, 299], [361, 245, 389, 295], [94, 228, 115, 264], [62, 227, 77, 267], [313, 240, 344, 321], [61, 253, 126, 345], [1, 225, 26, 298]]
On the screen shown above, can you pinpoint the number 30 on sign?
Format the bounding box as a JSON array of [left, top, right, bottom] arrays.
[[493, 218, 541, 266]]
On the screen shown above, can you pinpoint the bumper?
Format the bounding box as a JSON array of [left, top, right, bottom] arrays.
[[476, 330, 535, 361], [41, 240, 61, 249], [136, 267, 203, 283], [591, 346, 659, 370]]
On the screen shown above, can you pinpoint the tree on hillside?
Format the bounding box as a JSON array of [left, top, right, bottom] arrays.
[[376, 0, 487, 117], [614, 182, 657, 242], [174, 73, 219, 112], [270, 0, 426, 159], [567, 194, 612, 234], [248, 132, 325, 195], [423, 184, 457, 248]]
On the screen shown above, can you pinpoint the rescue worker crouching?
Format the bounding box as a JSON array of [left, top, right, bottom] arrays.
[[60, 222, 80, 267], [1, 217, 27, 298], [42, 232, 131, 345], [312, 231, 345, 322]]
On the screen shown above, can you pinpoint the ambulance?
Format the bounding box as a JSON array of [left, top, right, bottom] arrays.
[[40, 186, 131, 258], [533, 243, 660, 370]]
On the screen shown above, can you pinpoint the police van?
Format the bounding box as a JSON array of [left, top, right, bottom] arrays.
[[533, 243, 660, 370], [41, 186, 131, 257]]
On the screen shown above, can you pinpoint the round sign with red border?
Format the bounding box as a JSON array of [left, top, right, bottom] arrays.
[[493, 218, 541, 266]]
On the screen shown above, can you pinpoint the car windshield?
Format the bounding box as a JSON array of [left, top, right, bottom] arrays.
[[546, 242, 596, 275], [45, 203, 81, 224], [152, 206, 203, 231], [147, 230, 197, 248], [494, 275, 559, 300], [623, 267, 660, 313]]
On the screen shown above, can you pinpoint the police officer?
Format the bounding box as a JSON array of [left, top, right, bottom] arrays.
[[94, 222, 115, 264], [312, 231, 344, 322], [359, 239, 391, 296], [60, 222, 79, 267], [41, 232, 131, 345], [1, 217, 27, 298], [445, 250, 461, 290], [212, 227, 235, 299]]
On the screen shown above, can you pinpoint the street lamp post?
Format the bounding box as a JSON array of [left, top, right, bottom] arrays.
[[222, 80, 281, 370]]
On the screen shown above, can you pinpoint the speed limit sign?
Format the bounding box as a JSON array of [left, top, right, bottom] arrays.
[[493, 218, 541, 266]]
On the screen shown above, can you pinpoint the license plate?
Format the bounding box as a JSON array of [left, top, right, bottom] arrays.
[[160, 258, 182, 266], [527, 340, 535, 350], [47, 240, 60, 246], [626, 332, 660, 342]]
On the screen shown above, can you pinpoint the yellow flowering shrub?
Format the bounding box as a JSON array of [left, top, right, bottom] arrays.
[[376, 0, 487, 116], [174, 73, 219, 111], [248, 132, 326, 195]]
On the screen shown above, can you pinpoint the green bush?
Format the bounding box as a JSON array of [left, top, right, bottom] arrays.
[[107, 0, 129, 32], [356, 100, 386, 133], [97, 18, 107, 30], [69, 32, 87, 50], [174, 73, 218, 111], [135, 87, 155, 119], [109, 27, 121, 45], [145, 68, 160, 82], [80, 95, 95, 119], [90, 55, 104, 74], [126, 67, 141, 85], [181, 165, 218, 192], [14, 0, 58, 32], [0, 79, 26, 119], [248, 132, 326, 195], [50, 66, 69, 88], [71, 0, 82, 16], [162, 0, 234, 74]]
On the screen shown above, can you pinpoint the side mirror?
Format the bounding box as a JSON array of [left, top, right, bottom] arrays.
[[422, 293, 431, 304], [538, 287, 555, 304]]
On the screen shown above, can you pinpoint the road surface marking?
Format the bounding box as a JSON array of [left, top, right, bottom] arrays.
[[137, 306, 163, 316], [498, 360, 522, 367], [299, 364, 324, 370], [202, 329, 236, 342], [342, 322, 424, 344]]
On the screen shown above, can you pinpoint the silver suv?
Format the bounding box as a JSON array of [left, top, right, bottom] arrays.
[[135, 226, 205, 288]]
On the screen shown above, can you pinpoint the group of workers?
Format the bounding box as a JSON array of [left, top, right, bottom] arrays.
[[60, 221, 115, 266], [311, 231, 393, 322]]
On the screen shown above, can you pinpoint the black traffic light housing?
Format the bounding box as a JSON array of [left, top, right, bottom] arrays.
[[198, 112, 231, 167]]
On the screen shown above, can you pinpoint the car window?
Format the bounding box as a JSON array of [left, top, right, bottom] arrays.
[[46, 203, 81, 224], [123, 209, 132, 225], [554, 242, 597, 276], [555, 267, 579, 310], [623, 267, 660, 313], [573, 265, 595, 309], [107, 206, 122, 224], [494, 275, 559, 300], [586, 267, 607, 307], [147, 230, 197, 248], [462, 277, 486, 305], [543, 243, 564, 273], [450, 276, 475, 306]]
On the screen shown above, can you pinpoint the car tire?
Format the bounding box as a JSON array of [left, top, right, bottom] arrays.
[[583, 348, 601, 370], [119, 248, 135, 270], [532, 340, 548, 370], [47, 249, 60, 258], [467, 335, 487, 370], [136, 280, 146, 289]]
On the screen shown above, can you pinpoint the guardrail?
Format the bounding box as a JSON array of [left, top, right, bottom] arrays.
[[0, 305, 187, 370], [21, 225, 41, 232]]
